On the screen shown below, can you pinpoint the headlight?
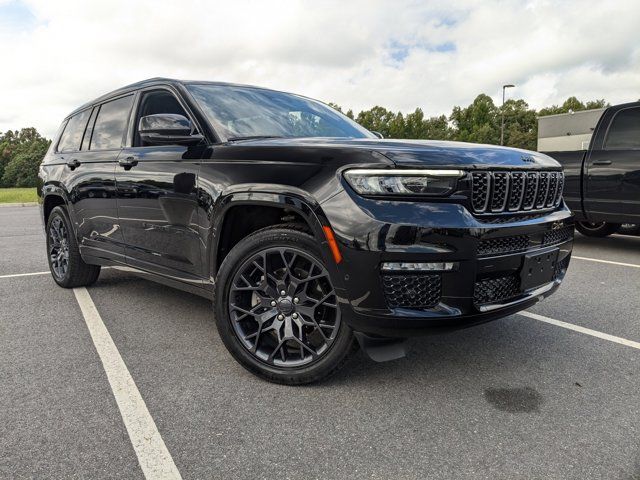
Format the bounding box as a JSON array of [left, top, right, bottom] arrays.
[[343, 169, 464, 196]]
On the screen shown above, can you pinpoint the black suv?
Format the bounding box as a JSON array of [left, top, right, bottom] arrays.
[[38, 78, 574, 384]]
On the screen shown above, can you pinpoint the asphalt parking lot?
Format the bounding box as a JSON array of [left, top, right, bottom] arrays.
[[1, 205, 639, 480]]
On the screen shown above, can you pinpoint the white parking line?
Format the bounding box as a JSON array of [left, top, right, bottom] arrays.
[[572, 256, 640, 269], [519, 311, 640, 351], [0, 271, 49, 279], [73, 287, 182, 480]]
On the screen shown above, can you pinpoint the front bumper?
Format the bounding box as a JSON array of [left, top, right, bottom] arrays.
[[320, 191, 574, 337]]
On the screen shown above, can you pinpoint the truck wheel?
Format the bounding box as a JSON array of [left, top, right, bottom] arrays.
[[46, 206, 101, 288], [575, 221, 620, 237], [213, 226, 354, 385]]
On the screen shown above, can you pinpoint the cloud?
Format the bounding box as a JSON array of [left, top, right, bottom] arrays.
[[0, 0, 638, 138]]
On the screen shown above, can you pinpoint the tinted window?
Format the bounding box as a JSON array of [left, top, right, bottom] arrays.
[[186, 84, 373, 140], [57, 109, 91, 152], [135, 90, 189, 146], [605, 107, 640, 150], [81, 107, 99, 151], [91, 95, 134, 150]]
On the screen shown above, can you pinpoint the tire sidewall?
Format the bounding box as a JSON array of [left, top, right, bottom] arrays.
[[214, 228, 353, 384], [576, 221, 619, 237], [46, 206, 74, 287]]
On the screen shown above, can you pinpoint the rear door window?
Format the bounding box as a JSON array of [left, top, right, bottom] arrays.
[[604, 107, 640, 150], [90, 95, 134, 150], [57, 109, 91, 152]]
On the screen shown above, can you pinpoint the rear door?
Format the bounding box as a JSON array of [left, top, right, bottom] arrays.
[[58, 95, 134, 263], [585, 106, 640, 223], [116, 87, 206, 283]]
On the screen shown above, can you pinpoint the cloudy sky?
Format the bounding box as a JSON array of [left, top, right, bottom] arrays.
[[0, 0, 638, 138]]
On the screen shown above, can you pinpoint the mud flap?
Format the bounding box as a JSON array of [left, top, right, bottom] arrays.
[[354, 332, 408, 363]]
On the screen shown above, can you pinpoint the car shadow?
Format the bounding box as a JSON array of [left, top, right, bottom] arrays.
[[92, 268, 575, 390]]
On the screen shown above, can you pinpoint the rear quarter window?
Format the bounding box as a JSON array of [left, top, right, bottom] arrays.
[[57, 109, 91, 152]]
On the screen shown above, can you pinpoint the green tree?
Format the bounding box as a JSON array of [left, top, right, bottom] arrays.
[[538, 97, 610, 117], [450, 94, 500, 144], [501, 99, 538, 150], [0, 128, 50, 187]]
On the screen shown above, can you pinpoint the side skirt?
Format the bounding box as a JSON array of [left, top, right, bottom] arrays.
[[81, 254, 215, 300]]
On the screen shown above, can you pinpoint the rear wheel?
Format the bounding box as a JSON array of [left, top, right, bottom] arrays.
[[46, 206, 101, 288], [214, 227, 354, 384], [575, 221, 620, 237]]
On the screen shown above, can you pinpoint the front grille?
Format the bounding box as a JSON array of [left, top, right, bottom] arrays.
[[478, 235, 530, 256], [471, 170, 564, 214], [543, 226, 574, 246], [382, 274, 441, 309], [474, 275, 521, 305]]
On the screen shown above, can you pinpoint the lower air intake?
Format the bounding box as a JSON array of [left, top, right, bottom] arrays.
[[382, 274, 441, 309], [474, 275, 521, 305]]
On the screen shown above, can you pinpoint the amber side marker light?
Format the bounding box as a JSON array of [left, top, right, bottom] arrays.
[[322, 226, 343, 264]]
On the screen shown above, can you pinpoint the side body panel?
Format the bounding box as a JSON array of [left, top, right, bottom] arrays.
[[116, 145, 206, 283], [584, 103, 640, 223]]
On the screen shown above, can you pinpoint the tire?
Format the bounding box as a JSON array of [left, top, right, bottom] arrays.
[[213, 226, 354, 385], [575, 221, 620, 238], [46, 206, 101, 288]]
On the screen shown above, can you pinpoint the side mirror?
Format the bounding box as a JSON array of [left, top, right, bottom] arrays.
[[139, 114, 204, 145], [371, 131, 384, 139]]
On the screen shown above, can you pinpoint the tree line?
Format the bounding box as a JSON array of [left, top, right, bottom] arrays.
[[330, 95, 608, 151], [0, 95, 608, 188], [0, 128, 51, 188]]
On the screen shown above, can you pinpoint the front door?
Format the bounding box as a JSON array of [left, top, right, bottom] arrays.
[[585, 106, 640, 223], [116, 89, 205, 283]]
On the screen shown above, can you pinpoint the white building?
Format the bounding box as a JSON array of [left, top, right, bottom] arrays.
[[537, 108, 605, 152]]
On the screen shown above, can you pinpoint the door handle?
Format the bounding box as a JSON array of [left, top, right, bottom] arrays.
[[118, 156, 139, 170], [66, 158, 81, 170], [592, 160, 612, 166]]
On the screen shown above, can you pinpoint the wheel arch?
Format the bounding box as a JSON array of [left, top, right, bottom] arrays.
[[209, 191, 338, 281], [42, 186, 70, 226]]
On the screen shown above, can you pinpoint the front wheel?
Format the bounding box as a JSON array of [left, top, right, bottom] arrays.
[[575, 221, 620, 237], [213, 226, 354, 385]]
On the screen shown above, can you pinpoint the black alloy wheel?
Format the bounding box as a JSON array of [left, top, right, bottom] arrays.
[[228, 246, 340, 367], [214, 226, 354, 384], [45, 206, 101, 288], [48, 216, 70, 280]]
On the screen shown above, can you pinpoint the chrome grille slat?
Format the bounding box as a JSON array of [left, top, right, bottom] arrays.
[[523, 172, 539, 210], [535, 172, 550, 209], [546, 172, 559, 208], [507, 172, 526, 211], [490, 172, 509, 212], [471, 170, 564, 214], [554, 173, 564, 206], [471, 172, 490, 213]]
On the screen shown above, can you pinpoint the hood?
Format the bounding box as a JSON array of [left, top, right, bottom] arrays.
[[231, 137, 560, 169]]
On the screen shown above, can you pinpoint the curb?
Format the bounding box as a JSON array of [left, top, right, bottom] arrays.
[[0, 202, 38, 208]]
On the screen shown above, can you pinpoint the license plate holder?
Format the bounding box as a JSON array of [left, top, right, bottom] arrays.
[[521, 248, 559, 291]]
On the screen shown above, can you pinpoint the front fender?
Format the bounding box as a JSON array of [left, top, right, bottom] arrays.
[[205, 188, 346, 293]]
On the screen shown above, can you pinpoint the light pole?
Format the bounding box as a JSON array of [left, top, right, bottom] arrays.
[[500, 84, 515, 146]]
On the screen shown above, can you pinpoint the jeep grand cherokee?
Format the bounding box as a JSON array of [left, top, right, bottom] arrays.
[[38, 78, 574, 384]]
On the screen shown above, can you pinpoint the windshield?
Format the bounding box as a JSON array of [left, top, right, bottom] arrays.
[[186, 84, 374, 141]]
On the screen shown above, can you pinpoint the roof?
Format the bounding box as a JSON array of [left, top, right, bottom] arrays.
[[66, 77, 289, 119]]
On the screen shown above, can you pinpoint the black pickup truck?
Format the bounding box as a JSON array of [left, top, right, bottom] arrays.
[[542, 102, 640, 237]]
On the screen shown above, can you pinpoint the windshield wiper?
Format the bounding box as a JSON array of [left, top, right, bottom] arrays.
[[226, 135, 285, 142]]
